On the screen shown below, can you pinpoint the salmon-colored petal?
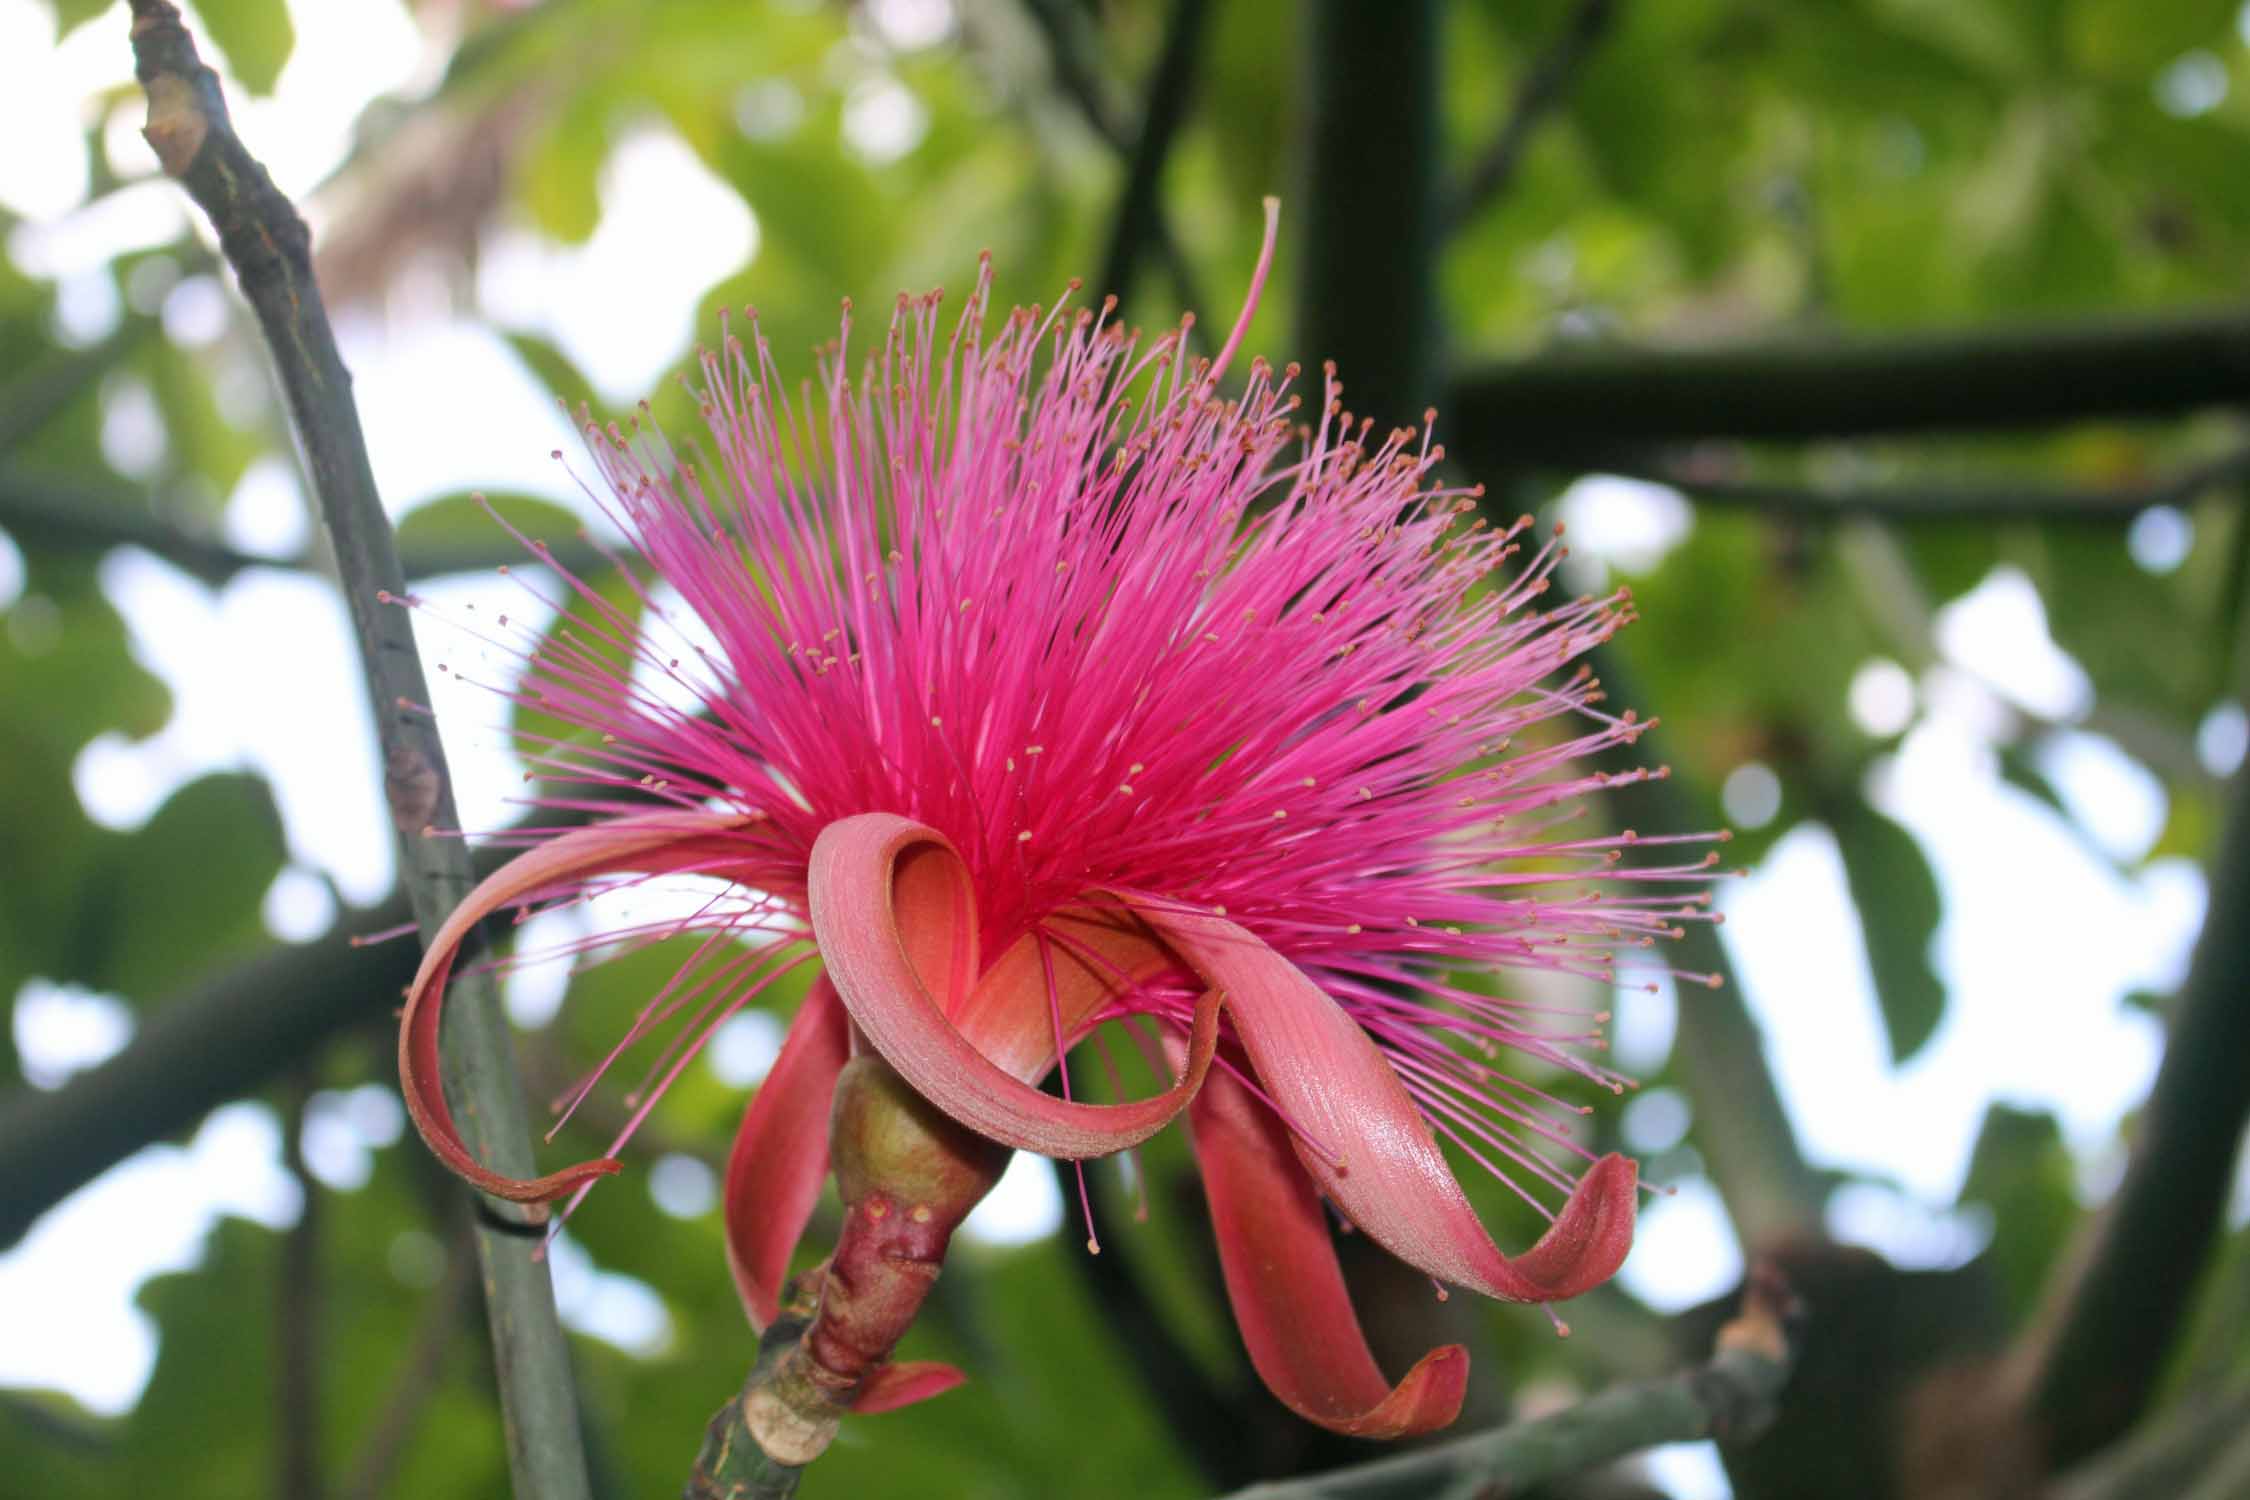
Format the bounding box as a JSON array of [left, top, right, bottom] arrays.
[[1190, 1060, 1468, 1438], [850, 1360, 967, 1414], [399, 811, 757, 1204], [1128, 898, 1637, 1304], [809, 814, 1222, 1158], [725, 976, 850, 1332]]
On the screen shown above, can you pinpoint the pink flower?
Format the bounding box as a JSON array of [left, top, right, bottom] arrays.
[[399, 205, 1711, 1440]]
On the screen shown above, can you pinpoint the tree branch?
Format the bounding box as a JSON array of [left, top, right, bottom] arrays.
[[1447, 310, 2250, 464], [1603, 445, 2250, 524], [1015, 0, 1204, 316], [2009, 766, 2250, 1469], [0, 900, 417, 1248], [340, 1220, 477, 1500], [277, 1073, 325, 1500], [1448, 0, 1618, 229], [0, 466, 614, 584], [123, 7, 592, 1497], [1297, 0, 1443, 425], [1221, 1264, 1801, 1500], [1093, 0, 1213, 313]]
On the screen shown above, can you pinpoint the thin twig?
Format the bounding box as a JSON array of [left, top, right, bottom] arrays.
[[123, 7, 593, 1497], [1014, 0, 1204, 315], [1093, 0, 1214, 311], [340, 1221, 479, 1500], [1221, 1265, 1802, 1500], [0, 466, 615, 583], [277, 1073, 325, 1500], [1448, 0, 1618, 229]]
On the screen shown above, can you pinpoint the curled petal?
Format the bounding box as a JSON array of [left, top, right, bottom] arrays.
[[726, 977, 850, 1332], [1190, 1059, 1467, 1438], [850, 1360, 968, 1414], [1127, 899, 1637, 1304], [399, 811, 758, 1203], [809, 814, 1222, 1158]]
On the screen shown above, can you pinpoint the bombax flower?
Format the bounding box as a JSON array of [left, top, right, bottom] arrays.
[[399, 203, 1715, 1451]]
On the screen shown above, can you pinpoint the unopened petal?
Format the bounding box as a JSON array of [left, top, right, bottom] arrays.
[[398, 811, 758, 1203], [810, 813, 1221, 1158], [1128, 899, 1637, 1304], [725, 976, 850, 1332]]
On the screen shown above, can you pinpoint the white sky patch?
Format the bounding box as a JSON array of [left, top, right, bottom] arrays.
[[1608, 969, 1677, 1075], [2033, 731, 2168, 865], [261, 864, 338, 942], [1847, 657, 1917, 738], [2126, 505, 2194, 573], [866, 0, 955, 52], [12, 980, 134, 1089], [1825, 1181, 1991, 1271], [2198, 701, 2247, 777], [1618, 1177, 1743, 1314], [1934, 566, 2092, 721], [503, 906, 584, 1028], [1640, 1442, 1733, 1500], [959, 1149, 1065, 1246], [1720, 761, 1781, 829], [1724, 707, 2200, 1203], [0, 527, 26, 609], [547, 1232, 675, 1358], [340, 318, 591, 517], [0, 1103, 299, 1415], [223, 456, 314, 559], [404, 574, 549, 838], [631, 581, 734, 723], [299, 1084, 405, 1192], [475, 127, 758, 405], [842, 74, 929, 164], [708, 1009, 786, 1088], [85, 550, 394, 901], [649, 1152, 719, 1219], [1553, 474, 1694, 579]]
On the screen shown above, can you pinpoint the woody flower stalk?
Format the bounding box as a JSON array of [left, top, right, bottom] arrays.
[[398, 202, 1717, 1462]]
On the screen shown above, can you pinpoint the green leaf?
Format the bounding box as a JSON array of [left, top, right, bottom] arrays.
[[67, 771, 289, 1001], [394, 489, 585, 575], [196, 0, 296, 96], [503, 332, 599, 411], [47, 0, 107, 40], [1832, 800, 1948, 1064], [1959, 1103, 2078, 1321]]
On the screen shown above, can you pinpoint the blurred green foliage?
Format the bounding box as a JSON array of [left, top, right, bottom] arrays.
[[3, 0, 2249, 1496]]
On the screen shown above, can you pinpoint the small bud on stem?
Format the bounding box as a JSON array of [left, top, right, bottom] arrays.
[[743, 1056, 1009, 1465]]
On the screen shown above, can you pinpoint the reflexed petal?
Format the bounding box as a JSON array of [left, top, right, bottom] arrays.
[[725, 976, 850, 1332], [850, 1361, 968, 1414], [1128, 899, 1637, 1304], [809, 813, 1222, 1158], [398, 811, 757, 1203], [1190, 1060, 1468, 1438]]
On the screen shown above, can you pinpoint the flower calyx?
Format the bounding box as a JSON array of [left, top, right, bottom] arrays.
[[743, 1054, 1007, 1465]]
